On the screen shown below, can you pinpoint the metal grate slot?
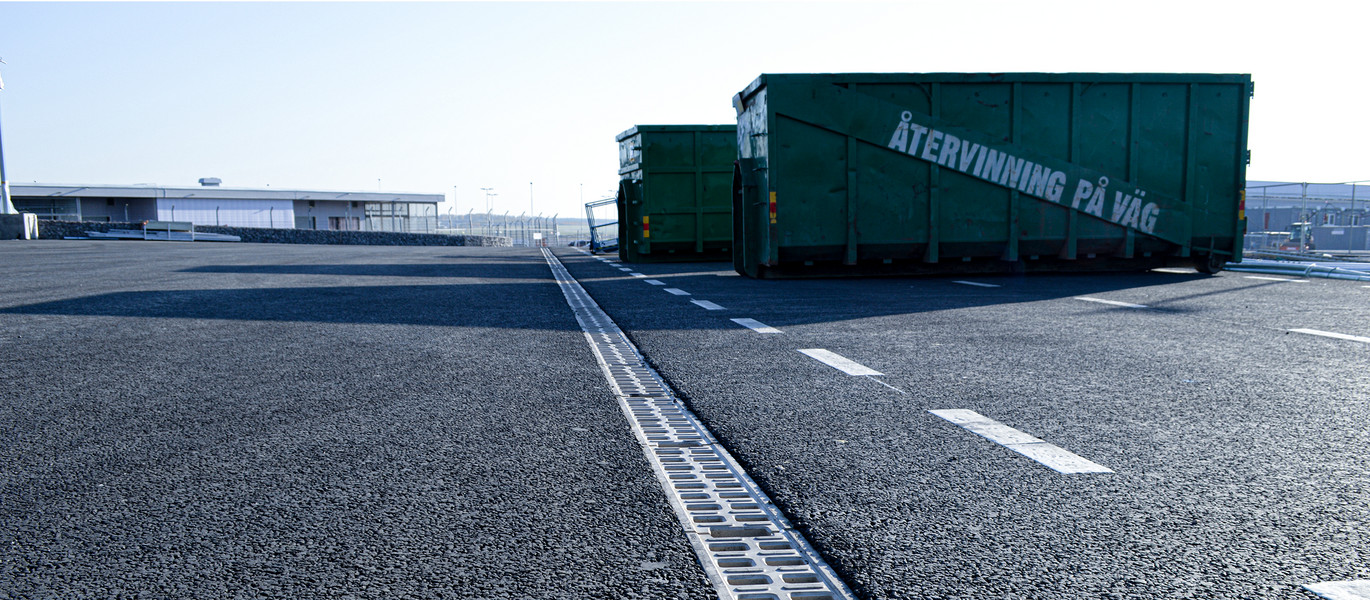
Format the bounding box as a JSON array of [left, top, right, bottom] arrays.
[[542, 249, 856, 600]]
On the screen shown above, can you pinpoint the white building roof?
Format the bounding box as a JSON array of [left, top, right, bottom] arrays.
[[10, 182, 442, 204]]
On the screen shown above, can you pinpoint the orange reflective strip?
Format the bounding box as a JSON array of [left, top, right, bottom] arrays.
[[768, 191, 777, 224]]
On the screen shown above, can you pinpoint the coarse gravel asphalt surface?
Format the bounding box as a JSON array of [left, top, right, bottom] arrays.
[[554, 248, 1369, 600], [3, 240, 1367, 600], [0, 241, 713, 600]]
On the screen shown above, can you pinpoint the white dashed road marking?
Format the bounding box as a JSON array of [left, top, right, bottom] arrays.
[[1290, 329, 1370, 344], [1244, 276, 1306, 282], [630, 273, 646, 278], [1075, 296, 1148, 309], [1151, 267, 1196, 274], [645, 279, 666, 285], [929, 409, 1113, 474], [952, 280, 1000, 288], [691, 300, 725, 310], [798, 349, 882, 376], [730, 318, 780, 334], [618, 267, 633, 272], [1305, 581, 1370, 600], [664, 288, 691, 296]]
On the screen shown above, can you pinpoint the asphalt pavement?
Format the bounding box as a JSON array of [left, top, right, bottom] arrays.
[[555, 248, 1369, 600], [0, 241, 712, 600], [3, 239, 1366, 600]]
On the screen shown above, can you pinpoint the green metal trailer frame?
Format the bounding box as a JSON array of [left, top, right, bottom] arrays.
[[732, 73, 1252, 278], [616, 125, 736, 263]]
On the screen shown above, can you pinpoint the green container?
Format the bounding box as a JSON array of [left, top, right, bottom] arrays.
[[732, 73, 1252, 278], [616, 125, 737, 263]]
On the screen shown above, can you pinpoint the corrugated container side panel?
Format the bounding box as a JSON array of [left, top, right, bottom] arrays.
[[733, 73, 1250, 277], [775, 114, 846, 250], [619, 125, 736, 262], [1192, 84, 1244, 239], [854, 141, 928, 249], [1016, 83, 1074, 248], [938, 83, 1010, 249], [700, 132, 737, 178], [1136, 84, 1189, 199], [847, 83, 931, 252]]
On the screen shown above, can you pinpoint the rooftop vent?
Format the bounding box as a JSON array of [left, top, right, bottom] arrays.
[[198, 177, 222, 187]]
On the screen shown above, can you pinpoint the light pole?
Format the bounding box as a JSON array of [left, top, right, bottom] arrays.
[[529, 181, 534, 216], [480, 187, 495, 212], [0, 57, 14, 215]]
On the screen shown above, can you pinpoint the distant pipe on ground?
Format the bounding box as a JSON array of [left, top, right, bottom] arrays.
[[1226, 259, 1370, 281]]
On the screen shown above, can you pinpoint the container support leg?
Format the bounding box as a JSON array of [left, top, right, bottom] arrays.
[[694, 131, 705, 254], [1060, 210, 1078, 260], [845, 136, 858, 265], [924, 165, 940, 263], [1003, 190, 1020, 262]]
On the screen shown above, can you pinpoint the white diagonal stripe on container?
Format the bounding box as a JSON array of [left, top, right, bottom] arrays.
[[730, 318, 781, 334], [798, 349, 882, 376], [928, 409, 1112, 474], [541, 248, 856, 600], [1305, 581, 1370, 600]]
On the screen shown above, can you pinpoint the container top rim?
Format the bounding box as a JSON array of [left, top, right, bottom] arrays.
[[616, 124, 739, 142], [737, 72, 1253, 101]]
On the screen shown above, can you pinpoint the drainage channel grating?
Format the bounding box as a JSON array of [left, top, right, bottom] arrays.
[[544, 249, 855, 600]]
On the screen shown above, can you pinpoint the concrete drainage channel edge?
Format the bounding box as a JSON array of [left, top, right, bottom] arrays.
[[542, 249, 856, 600]]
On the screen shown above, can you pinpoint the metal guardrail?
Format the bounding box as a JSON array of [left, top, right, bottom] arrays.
[[1244, 249, 1370, 263], [585, 197, 618, 253], [1225, 258, 1370, 281]]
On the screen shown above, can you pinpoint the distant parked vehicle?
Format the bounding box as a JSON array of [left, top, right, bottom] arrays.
[[568, 239, 590, 247]]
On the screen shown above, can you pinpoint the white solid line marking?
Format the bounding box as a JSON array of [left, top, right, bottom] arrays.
[[690, 299, 725, 310], [953, 280, 1000, 288], [929, 409, 1113, 474], [1245, 275, 1306, 282], [644, 279, 666, 286], [1305, 580, 1370, 600], [730, 318, 780, 333], [664, 288, 691, 296], [1075, 296, 1148, 309], [798, 349, 882, 376], [1290, 329, 1370, 344], [629, 273, 646, 278]]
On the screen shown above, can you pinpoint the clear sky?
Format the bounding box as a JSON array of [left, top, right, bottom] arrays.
[[0, 1, 1362, 219]]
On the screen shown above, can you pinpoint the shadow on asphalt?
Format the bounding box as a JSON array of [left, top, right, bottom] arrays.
[[0, 284, 580, 329], [554, 250, 1256, 327], [181, 263, 552, 278], [3, 249, 1249, 330]]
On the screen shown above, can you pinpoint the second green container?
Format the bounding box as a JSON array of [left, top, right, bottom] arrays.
[[616, 125, 737, 262]]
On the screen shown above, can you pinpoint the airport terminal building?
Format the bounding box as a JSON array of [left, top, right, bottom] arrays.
[[9, 179, 443, 233]]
